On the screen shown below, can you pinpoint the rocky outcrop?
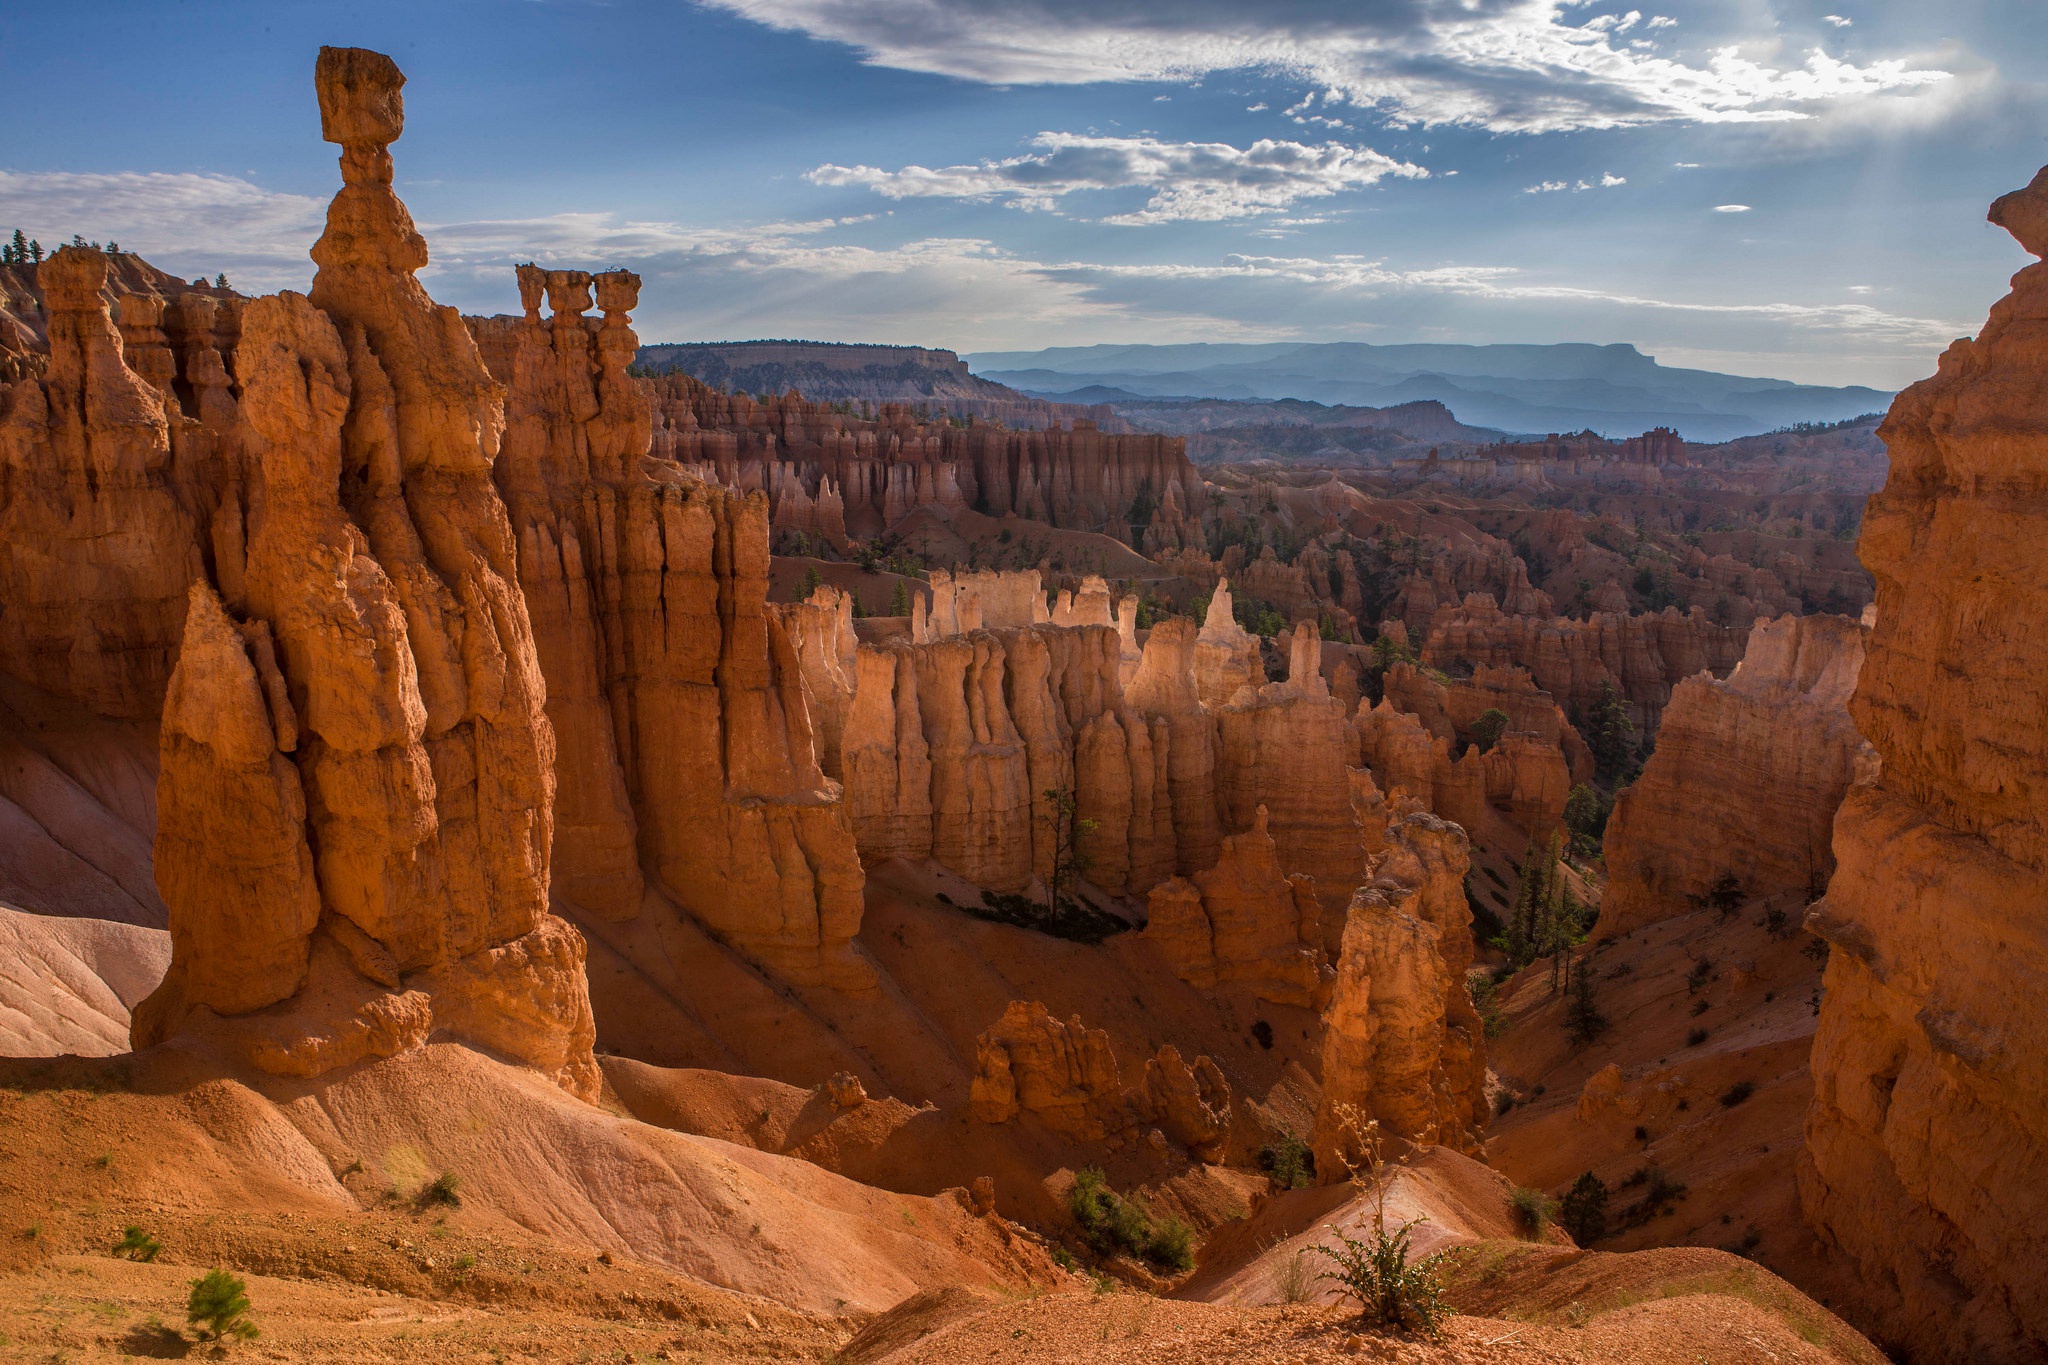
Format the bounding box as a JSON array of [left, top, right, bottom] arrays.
[[1214, 625, 1368, 906], [1600, 613, 1872, 940], [650, 372, 1200, 548], [128, 48, 598, 1101], [474, 264, 869, 986], [836, 621, 1177, 895], [1311, 812, 1487, 1171], [0, 247, 201, 719], [1193, 578, 1264, 708], [969, 1000, 1231, 1159], [1800, 170, 2048, 1363], [914, 567, 1047, 639], [1144, 805, 1331, 1007], [1420, 593, 1749, 732]]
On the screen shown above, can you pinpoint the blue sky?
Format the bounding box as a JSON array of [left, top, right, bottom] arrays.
[[2, 0, 2043, 388]]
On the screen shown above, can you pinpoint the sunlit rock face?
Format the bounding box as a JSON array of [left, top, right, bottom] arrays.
[[1800, 165, 2048, 1364]]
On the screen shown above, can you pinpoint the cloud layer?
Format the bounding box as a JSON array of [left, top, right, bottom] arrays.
[[808, 133, 1426, 223], [703, 0, 1951, 133], [0, 165, 1967, 385]]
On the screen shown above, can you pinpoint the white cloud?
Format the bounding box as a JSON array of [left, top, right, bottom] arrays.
[[1673, 160, 1701, 167], [1714, 203, 1753, 212], [701, 0, 1952, 134], [1824, 15, 1852, 27], [807, 133, 1427, 223], [1522, 174, 1625, 193], [0, 170, 325, 290]]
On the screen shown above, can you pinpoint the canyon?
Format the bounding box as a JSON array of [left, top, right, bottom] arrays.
[[0, 40, 2037, 1365]]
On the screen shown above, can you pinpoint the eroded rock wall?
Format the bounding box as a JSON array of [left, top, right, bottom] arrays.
[[1800, 170, 2048, 1363], [1600, 613, 1872, 941], [475, 266, 869, 986]]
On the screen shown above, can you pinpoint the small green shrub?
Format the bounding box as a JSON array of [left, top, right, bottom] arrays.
[[1558, 1173, 1609, 1245], [1311, 1217, 1452, 1337], [1720, 1081, 1756, 1108], [1067, 1168, 1191, 1272], [186, 1268, 258, 1342], [417, 1170, 462, 1209], [113, 1225, 161, 1262], [1145, 1217, 1195, 1272], [1258, 1130, 1315, 1191], [1686, 1027, 1709, 1047], [1509, 1185, 1557, 1238]]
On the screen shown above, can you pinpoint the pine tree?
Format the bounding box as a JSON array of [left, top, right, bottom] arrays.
[[28, 239, 43, 263], [1588, 680, 1637, 781], [794, 565, 823, 603], [7, 229, 24, 265], [889, 579, 912, 617], [215, 272, 230, 289], [1565, 954, 1608, 1044]]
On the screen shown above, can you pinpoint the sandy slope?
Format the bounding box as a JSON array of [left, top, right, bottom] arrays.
[[0, 904, 169, 1055]]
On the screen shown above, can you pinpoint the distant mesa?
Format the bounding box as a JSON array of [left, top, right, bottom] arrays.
[[965, 341, 1893, 443]]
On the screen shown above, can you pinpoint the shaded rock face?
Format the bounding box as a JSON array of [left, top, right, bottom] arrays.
[[1214, 625, 1368, 907], [1311, 812, 1487, 1171], [1600, 613, 1873, 941], [1144, 805, 1331, 1008], [649, 372, 1201, 550], [1800, 170, 2048, 1363], [0, 246, 199, 719], [968, 1000, 1231, 1160], [0, 51, 597, 1100], [473, 267, 869, 987], [1420, 593, 1749, 733]]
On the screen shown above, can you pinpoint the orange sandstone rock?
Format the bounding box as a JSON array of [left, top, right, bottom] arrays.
[[1600, 613, 1871, 941], [1311, 812, 1487, 1169], [1144, 805, 1331, 1008], [129, 48, 598, 1103], [1800, 167, 2048, 1363]]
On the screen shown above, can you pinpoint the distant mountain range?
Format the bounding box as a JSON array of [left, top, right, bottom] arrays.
[[963, 342, 1892, 443]]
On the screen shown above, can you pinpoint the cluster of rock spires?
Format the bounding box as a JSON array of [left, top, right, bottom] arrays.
[[0, 48, 1492, 1165], [9, 44, 2042, 1362], [649, 372, 1202, 551]]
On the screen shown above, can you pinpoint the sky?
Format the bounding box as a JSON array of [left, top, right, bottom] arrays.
[[3, 1, 2045, 389]]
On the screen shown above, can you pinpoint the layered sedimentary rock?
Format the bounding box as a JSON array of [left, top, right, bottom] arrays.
[[1311, 812, 1487, 1171], [835, 620, 1177, 895], [1382, 661, 1592, 783], [1193, 578, 1264, 708], [1800, 171, 2048, 1363], [1599, 613, 1872, 940], [0, 247, 202, 719], [473, 263, 868, 985], [650, 373, 1201, 549], [1214, 626, 1368, 905], [126, 48, 598, 1100], [1420, 593, 1749, 731], [914, 566, 1047, 639], [1350, 699, 1486, 832], [1144, 805, 1331, 1007], [969, 1000, 1232, 1159]]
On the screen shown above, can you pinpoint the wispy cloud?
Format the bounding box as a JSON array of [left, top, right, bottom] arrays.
[[703, 0, 1952, 134], [808, 133, 1427, 223], [0, 170, 325, 288]]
